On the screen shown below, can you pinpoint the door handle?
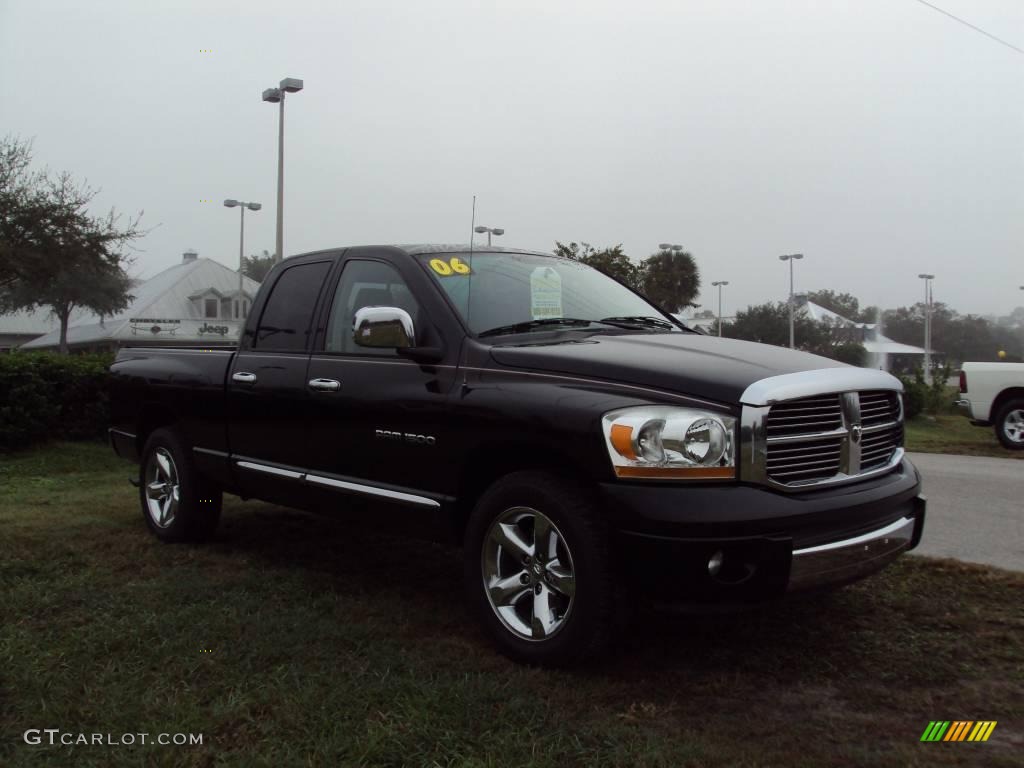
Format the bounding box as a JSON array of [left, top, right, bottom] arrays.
[[309, 378, 341, 392], [232, 371, 257, 384]]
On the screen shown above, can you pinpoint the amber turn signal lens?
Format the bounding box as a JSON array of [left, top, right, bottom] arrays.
[[609, 424, 636, 460]]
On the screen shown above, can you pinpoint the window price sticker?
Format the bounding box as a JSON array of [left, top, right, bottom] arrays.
[[429, 257, 471, 276], [530, 267, 563, 319]]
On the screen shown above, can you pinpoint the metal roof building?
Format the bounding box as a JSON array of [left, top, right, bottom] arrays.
[[18, 251, 260, 352], [0, 307, 61, 351]]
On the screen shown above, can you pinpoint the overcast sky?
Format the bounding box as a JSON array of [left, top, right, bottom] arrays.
[[2, 0, 1021, 318]]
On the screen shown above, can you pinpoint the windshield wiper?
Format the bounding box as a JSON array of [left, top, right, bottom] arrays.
[[478, 317, 597, 338], [599, 316, 677, 330]]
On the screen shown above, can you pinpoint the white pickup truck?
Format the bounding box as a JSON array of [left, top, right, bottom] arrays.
[[957, 362, 1024, 450]]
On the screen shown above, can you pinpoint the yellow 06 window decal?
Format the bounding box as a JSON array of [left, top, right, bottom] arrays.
[[430, 257, 472, 276]]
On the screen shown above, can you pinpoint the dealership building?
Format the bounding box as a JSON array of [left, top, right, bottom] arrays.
[[11, 250, 261, 353]]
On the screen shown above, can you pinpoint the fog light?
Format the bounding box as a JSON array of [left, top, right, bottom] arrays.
[[708, 550, 724, 576]]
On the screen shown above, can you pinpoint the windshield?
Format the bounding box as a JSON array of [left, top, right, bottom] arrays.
[[418, 252, 680, 337]]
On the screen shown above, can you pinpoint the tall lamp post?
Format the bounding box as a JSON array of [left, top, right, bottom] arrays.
[[711, 280, 729, 337], [261, 77, 304, 264], [779, 253, 804, 349], [474, 225, 504, 246], [224, 199, 261, 320], [919, 273, 935, 382]]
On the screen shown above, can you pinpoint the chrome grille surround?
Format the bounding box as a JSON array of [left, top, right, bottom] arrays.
[[740, 368, 905, 492]]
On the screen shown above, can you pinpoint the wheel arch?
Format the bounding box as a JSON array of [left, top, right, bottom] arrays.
[[990, 387, 1024, 422], [136, 403, 178, 457], [449, 441, 601, 546]]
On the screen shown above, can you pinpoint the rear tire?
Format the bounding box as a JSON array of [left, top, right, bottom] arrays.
[[994, 400, 1024, 450], [139, 428, 222, 542], [463, 471, 614, 666]]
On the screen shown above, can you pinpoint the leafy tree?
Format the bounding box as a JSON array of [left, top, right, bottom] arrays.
[[553, 241, 641, 290], [817, 320, 867, 365], [724, 301, 811, 348], [641, 247, 700, 313], [860, 305, 881, 324], [881, 302, 1022, 365], [242, 249, 276, 282], [1, 136, 51, 293], [723, 301, 866, 364], [999, 306, 1024, 328], [0, 137, 142, 353]]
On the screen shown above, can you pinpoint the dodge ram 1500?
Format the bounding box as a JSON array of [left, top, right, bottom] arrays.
[[109, 244, 926, 664]]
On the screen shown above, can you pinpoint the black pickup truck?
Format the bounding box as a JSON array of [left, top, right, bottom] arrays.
[[109, 244, 926, 664]]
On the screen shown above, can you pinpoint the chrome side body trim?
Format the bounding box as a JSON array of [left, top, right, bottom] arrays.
[[305, 473, 440, 508], [108, 428, 137, 440], [193, 447, 228, 458], [788, 516, 915, 591], [740, 368, 902, 407], [233, 459, 440, 508], [236, 460, 303, 479]]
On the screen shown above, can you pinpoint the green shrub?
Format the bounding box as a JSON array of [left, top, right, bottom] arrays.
[[900, 375, 925, 420], [898, 363, 955, 420], [0, 351, 114, 450]]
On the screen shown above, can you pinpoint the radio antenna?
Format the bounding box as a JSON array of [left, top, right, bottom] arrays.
[[466, 195, 476, 332]]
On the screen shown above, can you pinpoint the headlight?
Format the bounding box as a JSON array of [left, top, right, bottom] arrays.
[[602, 406, 737, 480]]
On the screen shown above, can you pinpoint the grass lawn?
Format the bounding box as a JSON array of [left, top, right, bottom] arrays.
[[904, 413, 1023, 459], [2, 442, 1022, 767]]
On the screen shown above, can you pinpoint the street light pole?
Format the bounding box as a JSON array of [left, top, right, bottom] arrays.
[[262, 77, 304, 264], [918, 273, 935, 382], [779, 254, 804, 349], [224, 200, 262, 320], [474, 225, 504, 246], [711, 281, 729, 337]]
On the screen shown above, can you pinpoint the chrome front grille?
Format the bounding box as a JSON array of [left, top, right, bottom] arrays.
[[858, 391, 903, 471], [859, 390, 900, 427], [747, 387, 904, 490], [765, 434, 843, 483], [860, 423, 903, 470], [765, 394, 842, 437]]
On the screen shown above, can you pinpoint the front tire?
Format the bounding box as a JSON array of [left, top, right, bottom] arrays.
[[463, 471, 614, 665], [994, 400, 1024, 450], [139, 428, 222, 542]]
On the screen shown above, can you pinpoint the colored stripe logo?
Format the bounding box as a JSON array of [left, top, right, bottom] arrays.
[[920, 721, 997, 742]]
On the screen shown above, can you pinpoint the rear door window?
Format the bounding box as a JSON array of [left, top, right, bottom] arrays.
[[254, 261, 331, 351]]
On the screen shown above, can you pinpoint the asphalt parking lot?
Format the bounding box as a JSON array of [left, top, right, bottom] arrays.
[[909, 452, 1023, 571]]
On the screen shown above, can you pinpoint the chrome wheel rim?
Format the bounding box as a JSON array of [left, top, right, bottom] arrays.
[[481, 506, 576, 641], [1005, 409, 1024, 444], [145, 448, 180, 529]]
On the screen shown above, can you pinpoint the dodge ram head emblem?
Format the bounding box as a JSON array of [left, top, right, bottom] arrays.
[[850, 424, 863, 444]]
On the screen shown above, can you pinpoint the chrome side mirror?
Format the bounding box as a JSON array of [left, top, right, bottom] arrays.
[[353, 306, 415, 348]]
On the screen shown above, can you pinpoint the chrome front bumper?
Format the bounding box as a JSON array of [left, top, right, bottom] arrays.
[[788, 506, 924, 591]]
